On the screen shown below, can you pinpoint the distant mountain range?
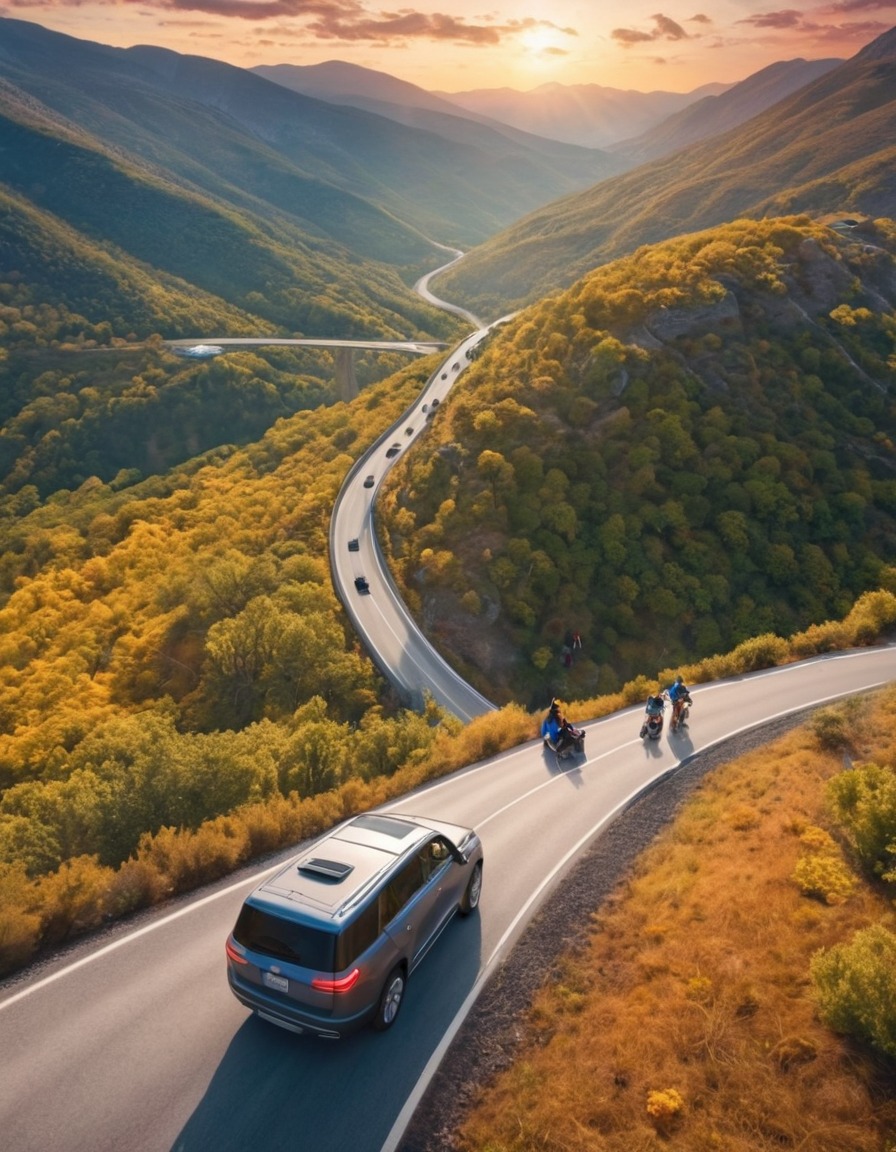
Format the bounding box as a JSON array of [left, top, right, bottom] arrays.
[[0, 14, 890, 346], [432, 79, 731, 149], [253, 59, 839, 155], [436, 27, 896, 317], [609, 56, 843, 164]]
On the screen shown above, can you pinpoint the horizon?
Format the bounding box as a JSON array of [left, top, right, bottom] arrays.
[[3, 4, 893, 94]]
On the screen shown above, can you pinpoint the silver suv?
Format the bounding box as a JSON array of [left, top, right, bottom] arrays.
[[225, 812, 484, 1038]]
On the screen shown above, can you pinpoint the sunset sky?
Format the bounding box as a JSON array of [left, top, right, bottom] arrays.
[[3, 1, 894, 92]]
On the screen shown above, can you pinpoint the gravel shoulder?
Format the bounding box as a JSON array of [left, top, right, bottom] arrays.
[[397, 713, 813, 1151]]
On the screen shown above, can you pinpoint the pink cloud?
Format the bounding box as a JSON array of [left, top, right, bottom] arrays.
[[613, 11, 690, 47], [5, 0, 575, 47], [736, 9, 805, 29]]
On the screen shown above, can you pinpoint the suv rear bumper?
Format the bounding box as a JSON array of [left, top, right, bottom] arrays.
[[227, 967, 373, 1039]]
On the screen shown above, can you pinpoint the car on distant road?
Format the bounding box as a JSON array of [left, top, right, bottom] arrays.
[[405, 426, 414, 436], [354, 575, 370, 593], [363, 475, 375, 488], [386, 444, 401, 457], [225, 811, 484, 1037], [348, 539, 359, 552]]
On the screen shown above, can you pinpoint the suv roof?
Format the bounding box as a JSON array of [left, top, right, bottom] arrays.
[[254, 813, 467, 926]]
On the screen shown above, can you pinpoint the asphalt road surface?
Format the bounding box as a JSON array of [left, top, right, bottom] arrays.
[[3, 646, 895, 1152]]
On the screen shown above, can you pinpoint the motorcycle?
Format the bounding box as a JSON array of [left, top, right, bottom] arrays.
[[670, 692, 693, 733], [640, 694, 665, 740], [544, 722, 586, 760]]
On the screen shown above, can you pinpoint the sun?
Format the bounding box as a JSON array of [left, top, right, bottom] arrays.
[[519, 24, 567, 62]]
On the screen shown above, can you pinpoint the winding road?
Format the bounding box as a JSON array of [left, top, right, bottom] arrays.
[[2, 648, 896, 1152], [2, 254, 895, 1152]]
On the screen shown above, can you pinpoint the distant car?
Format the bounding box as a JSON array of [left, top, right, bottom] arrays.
[[348, 539, 360, 552], [431, 398, 440, 408], [354, 576, 370, 593], [440, 373, 447, 380], [452, 362, 460, 370], [405, 426, 414, 436], [421, 404, 428, 413], [363, 475, 375, 488], [386, 444, 401, 458]]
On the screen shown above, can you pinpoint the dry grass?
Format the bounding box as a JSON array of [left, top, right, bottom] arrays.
[[456, 698, 896, 1152]]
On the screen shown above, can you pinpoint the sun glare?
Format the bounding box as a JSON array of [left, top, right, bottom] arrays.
[[520, 25, 565, 63]]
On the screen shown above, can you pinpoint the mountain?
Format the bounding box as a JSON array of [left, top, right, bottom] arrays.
[[436, 27, 896, 317], [0, 20, 617, 251], [610, 56, 842, 165], [382, 216, 896, 705], [251, 59, 626, 171], [253, 59, 472, 119], [431, 80, 730, 148]]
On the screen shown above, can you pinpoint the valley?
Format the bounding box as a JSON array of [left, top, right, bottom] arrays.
[[0, 14, 895, 1152]]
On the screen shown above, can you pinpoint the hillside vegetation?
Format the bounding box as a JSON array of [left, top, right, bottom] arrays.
[[380, 217, 896, 706], [0, 17, 615, 252], [435, 28, 896, 317], [455, 693, 896, 1151]]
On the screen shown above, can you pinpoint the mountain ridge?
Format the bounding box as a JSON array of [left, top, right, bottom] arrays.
[[435, 26, 896, 317]]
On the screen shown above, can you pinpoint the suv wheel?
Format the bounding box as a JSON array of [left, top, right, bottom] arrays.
[[372, 966, 406, 1031], [459, 861, 483, 915]]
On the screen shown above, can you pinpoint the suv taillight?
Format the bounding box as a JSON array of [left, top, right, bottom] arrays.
[[311, 968, 361, 993], [225, 940, 248, 965]]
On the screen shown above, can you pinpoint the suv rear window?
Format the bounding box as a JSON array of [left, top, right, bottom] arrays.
[[234, 905, 335, 971]]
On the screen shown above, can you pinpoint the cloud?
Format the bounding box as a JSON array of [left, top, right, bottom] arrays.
[[736, 9, 805, 29], [823, 0, 896, 9], [689, 13, 712, 24], [7, 0, 576, 49], [612, 11, 690, 47]]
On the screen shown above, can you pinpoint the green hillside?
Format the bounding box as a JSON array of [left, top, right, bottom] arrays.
[[435, 29, 896, 318], [0, 95, 455, 341], [379, 217, 896, 706], [0, 18, 615, 250]]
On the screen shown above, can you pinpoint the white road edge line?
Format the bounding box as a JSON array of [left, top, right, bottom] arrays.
[[0, 864, 282, 1013], [377, 671, 893, 1152]]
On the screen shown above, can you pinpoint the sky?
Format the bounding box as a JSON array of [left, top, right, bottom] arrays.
[[2, 0, 894, 92]]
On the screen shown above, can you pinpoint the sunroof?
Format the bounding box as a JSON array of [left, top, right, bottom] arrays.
[[298, 857, 354, 881], [351, 814, 414, 840]]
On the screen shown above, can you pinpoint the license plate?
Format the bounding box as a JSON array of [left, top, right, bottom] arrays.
[[263, 971, 289, 993]]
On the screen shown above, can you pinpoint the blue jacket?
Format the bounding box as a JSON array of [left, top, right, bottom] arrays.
[[667, 681, 689, 703], [542, 715, 561, 742]]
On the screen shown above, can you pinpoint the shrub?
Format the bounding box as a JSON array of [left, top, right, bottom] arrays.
[[646, 1087, 684, 1130], [0, 863, 42, 976], [728, 632, 790, 673], [790, 619, 848, 657], [827, 761, 896, 883], [34, 855, 112, 944], [842, 590, 896, 644], [810, 923, 896, 1057]]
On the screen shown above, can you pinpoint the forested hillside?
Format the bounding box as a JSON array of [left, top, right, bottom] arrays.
[[0, 18, 615, 251], [379, 217, 896, 706], [435, 27, 896, 317]]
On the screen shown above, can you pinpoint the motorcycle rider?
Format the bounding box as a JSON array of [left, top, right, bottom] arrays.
[[640, 693, 665, 738], [541, 699, 562, 747], [666, 675, 691, 731]]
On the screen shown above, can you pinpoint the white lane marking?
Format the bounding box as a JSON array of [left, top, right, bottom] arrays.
[[378, 668, 896, 1152], [0, 863, 281, 1013], [378, 778, 657, 1152], [3, 654, 893, 1016]]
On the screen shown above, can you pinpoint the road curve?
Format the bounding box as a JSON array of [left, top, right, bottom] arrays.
[[2, 648, 895, 1152], [330, 323, 496, 721]]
